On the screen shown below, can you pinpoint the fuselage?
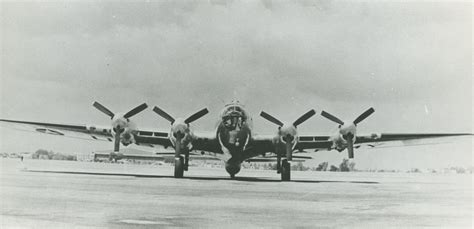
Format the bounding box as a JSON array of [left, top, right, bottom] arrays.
[[215, 101, 254, 175]]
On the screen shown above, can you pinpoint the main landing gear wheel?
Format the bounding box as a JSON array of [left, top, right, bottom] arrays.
[[174, 156, 184, 178], [281, 159, 291, 181]]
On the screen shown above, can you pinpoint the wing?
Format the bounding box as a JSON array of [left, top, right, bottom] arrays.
[[296, 135, 333, 151], [243, 134, 275, 158], [0, 118, 172, 147], [0, 118, 114, 142], [293, 133, 472, 152], [191, 132, 221, 153], [245, 154, 312, 162], [355, 133, 473, 145], [133, 130, 172, 148], [93, 152, 172, 161], [295, 133, 472, 152]]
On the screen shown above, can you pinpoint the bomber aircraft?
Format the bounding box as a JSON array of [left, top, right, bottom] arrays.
[[0, 101, 471, 181]]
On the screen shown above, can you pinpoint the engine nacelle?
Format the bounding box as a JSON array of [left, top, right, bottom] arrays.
[[120, 129, 136, 146], [278, 124, 297, 144], [169, 118, 194, 148], [332, 135, 346, 152]]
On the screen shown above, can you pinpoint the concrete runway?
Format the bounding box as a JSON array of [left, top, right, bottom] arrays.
[[1, 158, 472, 228]]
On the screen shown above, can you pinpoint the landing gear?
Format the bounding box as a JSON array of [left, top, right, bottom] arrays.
[[109, 154, 118, 163], [174, 156, 184, 178], [230, 174, 235, 179], [184, 149, 189, 171], [281, 159, 291, 181]]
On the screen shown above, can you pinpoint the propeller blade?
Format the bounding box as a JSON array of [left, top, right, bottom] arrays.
[[174, 135, 182, 157], [320, 111, 344, 125], [353, 107, 375, 125], [184, 108, 209, 124], [153, 106, 175, 124], [113, 132, 120, 153], [260, 111, 284, 126], [286, 141, 293, 161], [293, 109, 316, 127], [276, 149, 282, 173], [93, 102, 115, 118], [347, 137, 354, 159], [124, 103, 148, 119]]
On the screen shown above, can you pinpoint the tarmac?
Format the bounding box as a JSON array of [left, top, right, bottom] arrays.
[[1, 158, 472, 228]]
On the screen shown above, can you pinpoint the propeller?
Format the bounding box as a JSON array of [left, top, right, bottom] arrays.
[[320, 111, 344, 125], [260, 111, 284, 127], [320, 107, 375, 159], [260, 109, 316, 128], [93, 102, 115, 118], [184, 108, 209, 124], [353, 107, 375, 125], [92, 102, 148, 159], [152, 106, 209, 157], [152, 106, 209, 125], [124, 103, 149, 119], [260, 109, 316, 166], [293, 110, 317, 127], [152, 106, 175, 124]]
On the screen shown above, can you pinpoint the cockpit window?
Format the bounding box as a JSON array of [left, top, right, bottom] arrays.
[[222, 106, 246, 130]]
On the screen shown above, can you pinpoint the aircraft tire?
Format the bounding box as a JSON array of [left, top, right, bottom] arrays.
[[281, 159, 291, 181], [174, 156, 184, 178]]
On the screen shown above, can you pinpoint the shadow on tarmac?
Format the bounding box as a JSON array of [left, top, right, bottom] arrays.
[[25, 169, 379, 184]]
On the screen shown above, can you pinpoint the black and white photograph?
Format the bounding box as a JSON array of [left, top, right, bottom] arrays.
[[0, 0, 472, 228]]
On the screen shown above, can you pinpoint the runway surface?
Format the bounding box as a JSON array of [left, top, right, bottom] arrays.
[[1, 158, 472, 228]]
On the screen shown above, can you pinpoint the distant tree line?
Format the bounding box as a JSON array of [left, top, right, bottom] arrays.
[[242, 159, 356, 172], [32, 149, 77, 161]]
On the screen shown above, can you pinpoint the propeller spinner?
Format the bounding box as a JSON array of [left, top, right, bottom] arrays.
[[320, 107, 375, 159]]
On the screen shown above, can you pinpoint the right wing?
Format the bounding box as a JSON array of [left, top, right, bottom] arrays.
[[0, 118, 223, 157], [0, 119, 114, 142], [0, 118, 172, 148]]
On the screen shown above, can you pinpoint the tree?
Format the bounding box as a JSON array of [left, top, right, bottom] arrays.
[[291, 162, 306, 171], [338, 159, 356, 172], [33, 149, 49, 159], [339, 159, 350, 172], [316, 162, 328, 171], [348, 161, 356, 171], [329, 165, 339, 172]]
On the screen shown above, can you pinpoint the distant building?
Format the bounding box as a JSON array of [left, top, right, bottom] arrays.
[[76, 153, 95, 162]]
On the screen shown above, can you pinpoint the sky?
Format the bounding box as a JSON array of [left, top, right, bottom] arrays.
[[0, 0, 472, 170]]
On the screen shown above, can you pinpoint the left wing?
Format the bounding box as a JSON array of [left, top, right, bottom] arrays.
[[296, 133, 472, 152], [243, 134, 333, 160]]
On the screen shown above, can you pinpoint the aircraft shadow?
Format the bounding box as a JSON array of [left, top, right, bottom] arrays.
[[24, 170, 379, 184]]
